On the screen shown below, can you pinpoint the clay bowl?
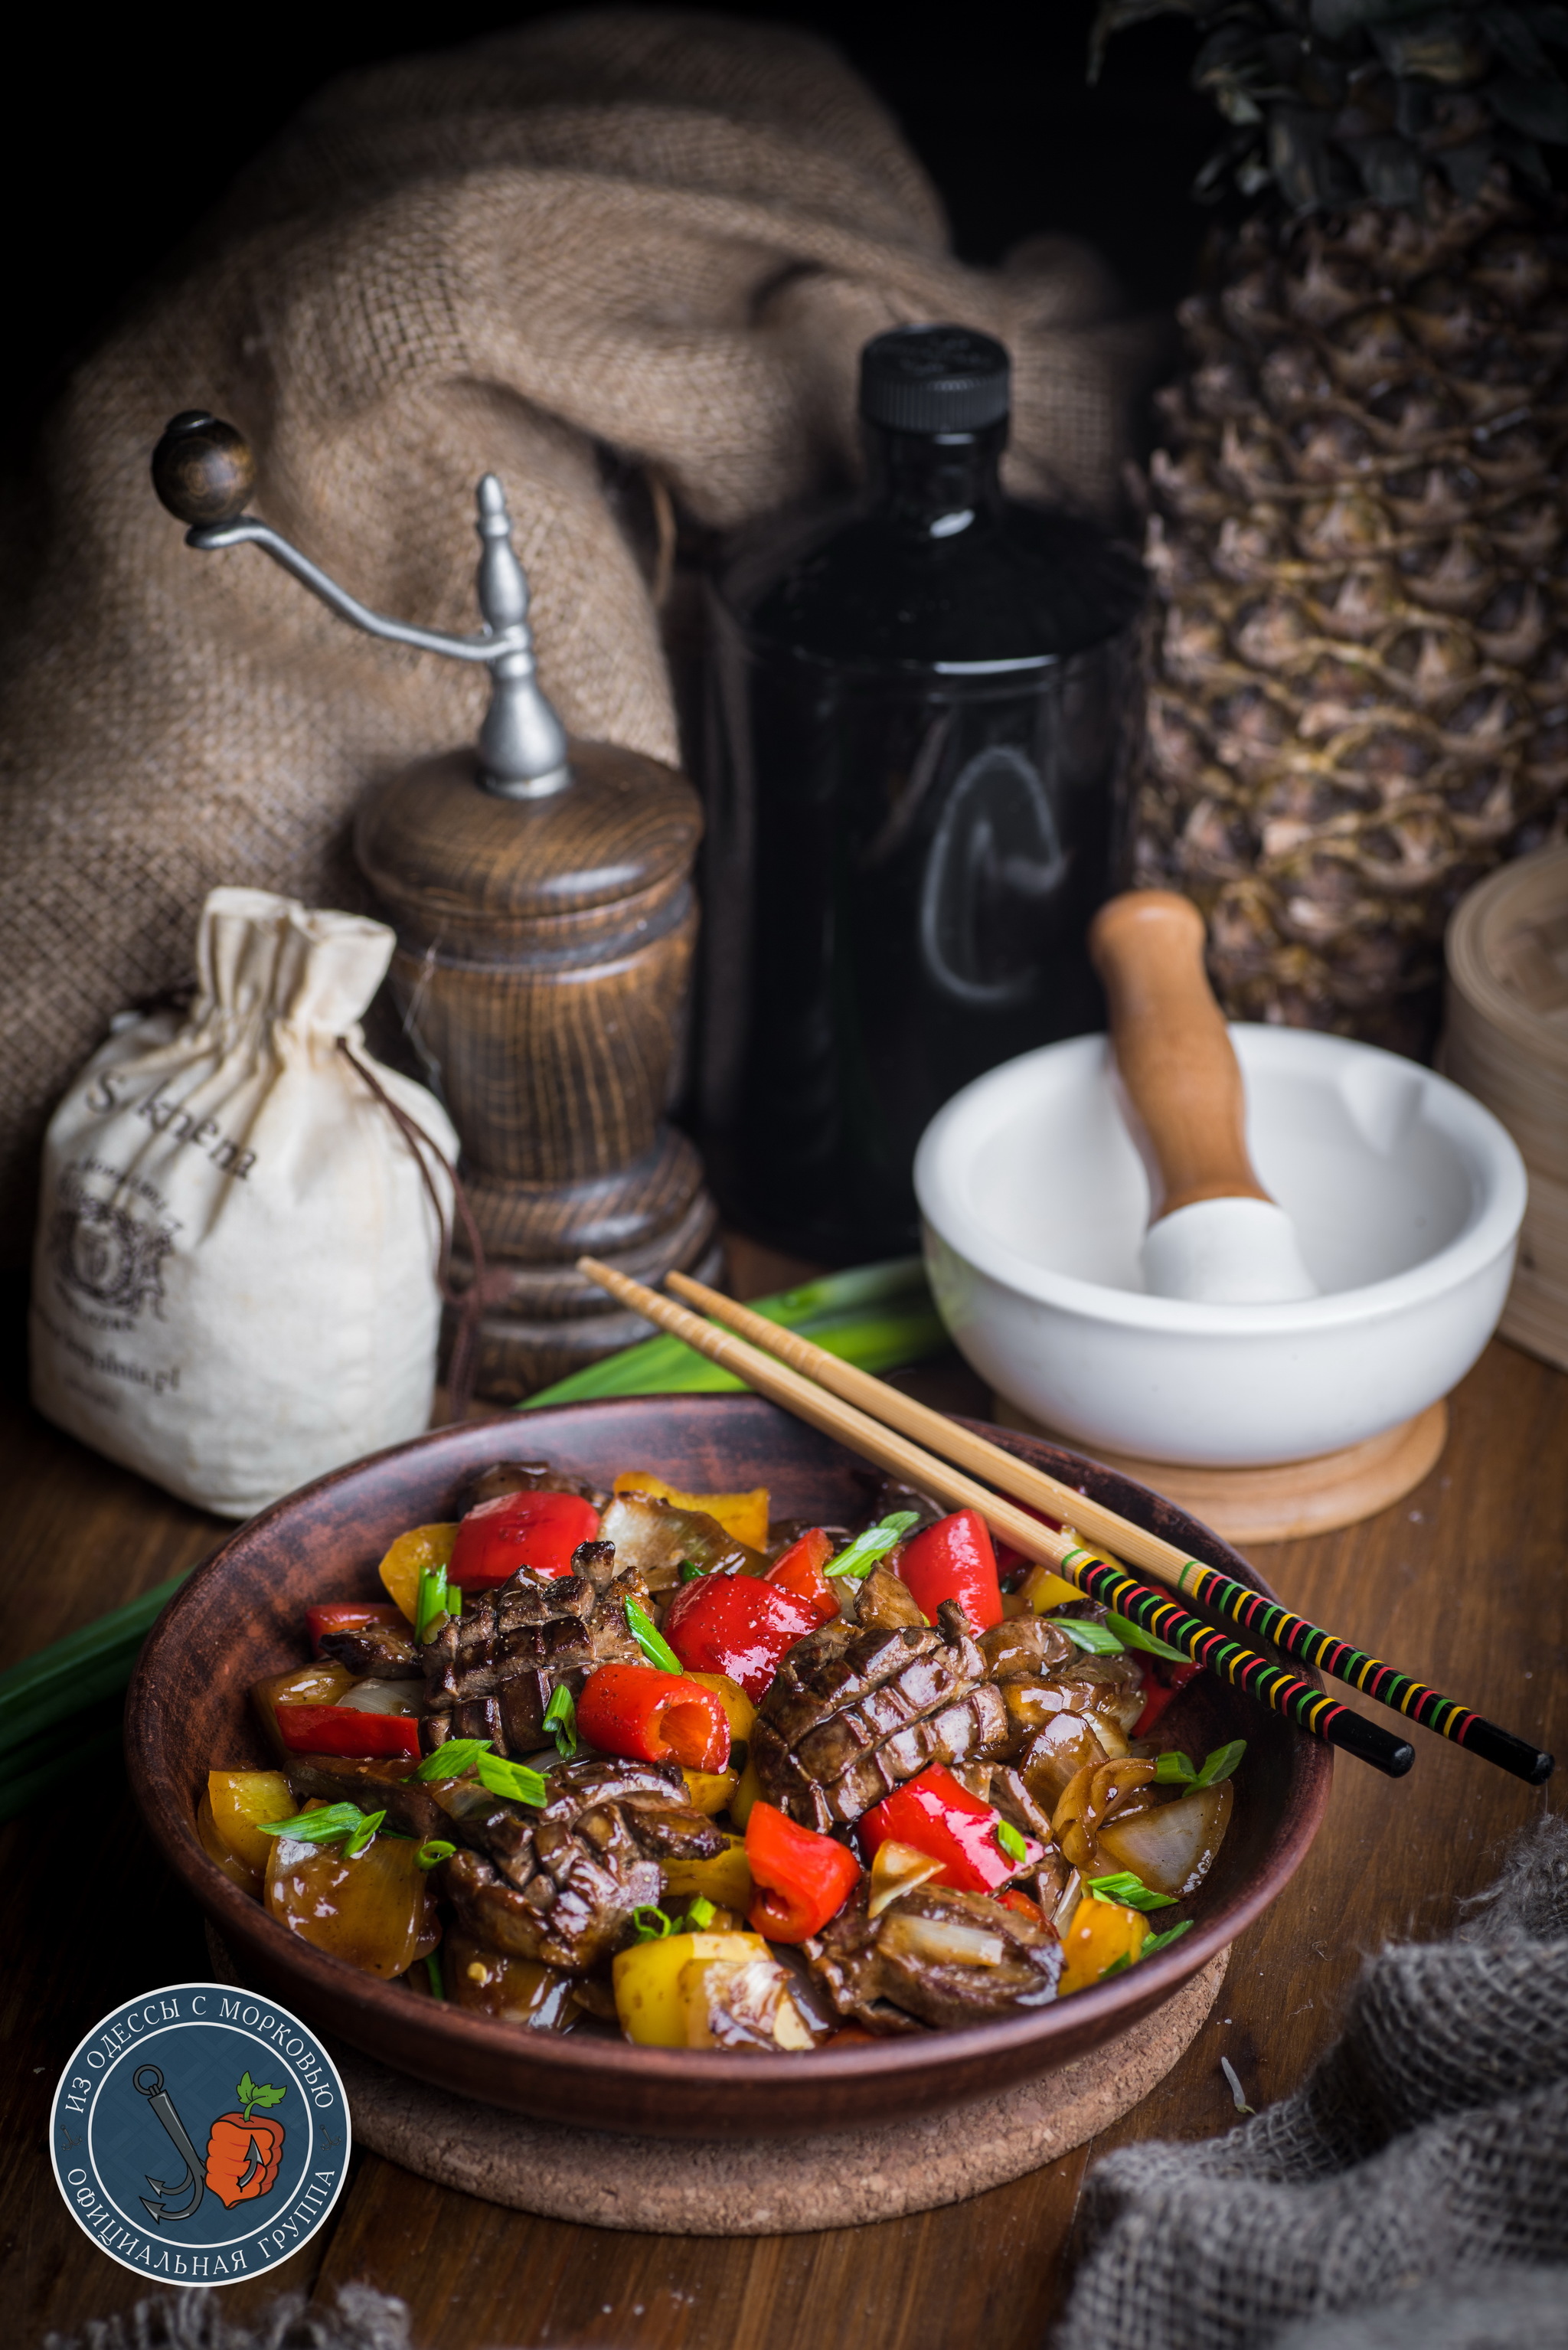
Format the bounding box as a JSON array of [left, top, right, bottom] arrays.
[[126, 1394, 1329, 2139]]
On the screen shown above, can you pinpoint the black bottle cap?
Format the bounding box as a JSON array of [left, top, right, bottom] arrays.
[[858, 325, 1011, 433]]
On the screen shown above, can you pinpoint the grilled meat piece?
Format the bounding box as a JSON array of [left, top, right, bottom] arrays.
[[752, 1600, 1009, 1831], [441, 1756, 725, 1971], [977, 1616, 1076, 1680], [317, 1619, 422, 1680], [459, 1459, 608, 1512], [852, 1565, 925, 1630], [421, 1540, 645, 1755], [597, 1492, 766, 1593], [805, 1881, 1062, 2031]]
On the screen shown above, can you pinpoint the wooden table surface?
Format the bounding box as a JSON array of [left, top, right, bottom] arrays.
[[4, 1248, 1563, 2348]]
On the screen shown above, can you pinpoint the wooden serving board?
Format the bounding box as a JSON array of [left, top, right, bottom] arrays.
[[207, 1928, 1224, 2235]]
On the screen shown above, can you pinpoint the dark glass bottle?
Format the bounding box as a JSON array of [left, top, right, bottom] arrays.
[[699, 325, 1145, 1260]]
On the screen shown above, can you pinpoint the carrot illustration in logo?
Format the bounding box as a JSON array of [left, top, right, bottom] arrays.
[[204, 2072, 287, 2208]]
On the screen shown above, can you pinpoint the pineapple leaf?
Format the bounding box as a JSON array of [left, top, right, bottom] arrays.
[[1488, 71, 1568, 142]]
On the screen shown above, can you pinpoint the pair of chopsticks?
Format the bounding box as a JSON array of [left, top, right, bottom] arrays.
[[578, 1258, 1554, 1788]]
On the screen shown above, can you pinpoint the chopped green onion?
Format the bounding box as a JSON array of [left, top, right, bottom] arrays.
[[425, 1951, 445, 2001], [475, 1752, 549, 1806], [414, 1563, 452, 1646], [1099, 1952, 1133, 1979], [1054, 1617, 1127, 1655], [676, 1559, 708, 1584], [1141, 1919, 1194, 1957], [412, 1737, 492, 1782], [632, 1904, 672, 1940], [824, 1511, 922, 1581], [448, 1585, 463, 1617], [542, 1682, 578, 1760], [1154, 1750, 1197, 1785], [1106, 1611, 1189, 1662], [1087, 1870, 1178, 1912], [416, 1839, 456, 1871], [995, 1819, 1029, 1865], [684, 1896, 717, 1930], [1194, 1739, 1246, 1788], [342, 1808, 385, 1858], [256, 1803, 367, 1846], [626, 1596, 683, 1675]]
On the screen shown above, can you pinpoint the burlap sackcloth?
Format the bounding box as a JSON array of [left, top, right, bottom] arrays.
[[0, 7, 1155, 1258], [1054, 1812, 1568, 2350]]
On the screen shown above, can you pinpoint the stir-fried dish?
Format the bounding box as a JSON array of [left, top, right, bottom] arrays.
[[201, 1462, 1242, 2052]]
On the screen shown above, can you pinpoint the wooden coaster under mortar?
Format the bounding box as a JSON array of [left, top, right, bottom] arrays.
[[152, 413, 718, 1399]]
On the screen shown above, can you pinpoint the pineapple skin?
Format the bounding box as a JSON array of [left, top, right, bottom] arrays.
[[1135, 175, 1568, 1055]]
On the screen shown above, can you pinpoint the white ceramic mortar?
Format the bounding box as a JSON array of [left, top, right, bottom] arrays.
[[914, 1026, 1527, 1468]]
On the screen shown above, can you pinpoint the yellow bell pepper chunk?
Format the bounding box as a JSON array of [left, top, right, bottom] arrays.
[[207, 1769, 294, 1876], [612, 1473, 769, 1551], [662, 1833, 753, 1911], [377, 1523, 459, 1623], [612, 1930, 769, 2046], [728, 1753, 763, 1832], [1057, 1894, 1149, 1996], [196, 1795, 262, 1893], [1019, 1563, 1084, 1614], [681, 1767, 740, 1817], [681, 1671, 756, 1746]]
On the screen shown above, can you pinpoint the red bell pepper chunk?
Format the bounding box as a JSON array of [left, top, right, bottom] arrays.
[[896, 1508, 1004, 1632], [449, 1489, 600, 1589], [765, 1528, 838, 1626], [275, 1704, 422, 1761], [998, 1887, 1046, 1925], [745, 1799, 861, 1942], [577, 1663, 730, 1772], [663, 1572, 820, 1701], [1132, 1659, 1202, 1737], [860, 1763, 1045, 1895], [305, 1602, 404, 1655]]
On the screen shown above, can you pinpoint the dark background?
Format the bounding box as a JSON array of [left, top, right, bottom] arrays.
[[3, 0, 1214, 477]]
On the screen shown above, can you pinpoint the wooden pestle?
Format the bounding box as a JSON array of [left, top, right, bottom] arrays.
[[1089, 890, 1272, 1223], [1089, 891, 1316, 1302]]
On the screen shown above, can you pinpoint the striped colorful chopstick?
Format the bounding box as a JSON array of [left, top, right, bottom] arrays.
[[580, 1257, 1416, 1778], [666, 1270, 1553, 1789]]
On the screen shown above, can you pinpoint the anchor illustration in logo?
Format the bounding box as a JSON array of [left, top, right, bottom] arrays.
[[132, 2064, 287, 2223]]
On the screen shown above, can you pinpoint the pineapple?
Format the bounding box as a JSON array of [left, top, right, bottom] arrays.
[[1094, 0, 1568, 1051]]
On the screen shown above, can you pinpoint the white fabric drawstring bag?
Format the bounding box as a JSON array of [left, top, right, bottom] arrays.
[[31, 887, 457, 1516]]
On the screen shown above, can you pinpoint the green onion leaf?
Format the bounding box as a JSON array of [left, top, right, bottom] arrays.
[[1106, 1611, 1190, 1662], [632, 1904, 672, 1941], [542, 1682, 578, 1760], [1154, 1751, 1197, 1786], [342, 1808, 385, 1858], [684, 1896, 717, 1930], [416, 1839, 456, 1871], [426, 1951, 444, 2001], [1099, 1952, 1133, 1979], [1140, 1919, 1194, 1958], [676, 1559, 708, 1584], [626, 1595, 683, 1675], [995, 1819, 1029, 1865], [1194, 1739, 1246, 1788], [1087, 1870, 1178, 1912], [256, 1803, 366, 1846], [412, 1736, 493, 1781], [824, 1511, 922, 1581], [475, 1752, 549, 1806], [1054, 1617, 1126, 1655]]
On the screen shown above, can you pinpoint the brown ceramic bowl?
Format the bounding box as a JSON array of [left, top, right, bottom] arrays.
[[126, 1394, 1329, 2138]]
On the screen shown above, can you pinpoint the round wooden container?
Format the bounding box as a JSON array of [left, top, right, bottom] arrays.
[[1443, 842, 1568, 1371]]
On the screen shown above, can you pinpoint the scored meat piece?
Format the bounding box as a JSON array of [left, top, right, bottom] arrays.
[[421, 1538, 646, 1756], [441, 1756, 726, 1972], [752, 1600, 1009, 1832], [317, 1619, 422, 1680], [806, 1881, 1062, 2031]]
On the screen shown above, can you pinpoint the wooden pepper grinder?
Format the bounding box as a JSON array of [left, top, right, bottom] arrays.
[[151, 412, 720, 1401]]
